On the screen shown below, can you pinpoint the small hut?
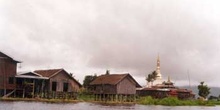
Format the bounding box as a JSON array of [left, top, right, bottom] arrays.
[[90, 73, 141, 102], [15, 69, 82, 99]]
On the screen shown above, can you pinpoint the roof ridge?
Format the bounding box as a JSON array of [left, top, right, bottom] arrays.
[[34, 68, 63, 71], [49, 69, 63, 78]]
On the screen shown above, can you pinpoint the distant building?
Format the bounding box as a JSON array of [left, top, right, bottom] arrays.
[[90, 73, 141, 102], [0, 51, 20, 96], [139, 55, 195, 99], [138, 77, 195, 99]]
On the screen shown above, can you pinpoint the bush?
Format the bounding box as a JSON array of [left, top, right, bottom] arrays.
[[138, 96, 156, 105], [137, 96, 214, 106], [158, 97, 180, 106]]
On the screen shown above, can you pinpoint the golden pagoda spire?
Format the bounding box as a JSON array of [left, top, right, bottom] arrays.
[[157, 53, 160, 68], [168, 76, 171, 83]]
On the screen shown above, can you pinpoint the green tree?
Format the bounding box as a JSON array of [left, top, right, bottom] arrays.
[[146, 71, 157, 86], [198, 81, 210, 99], [83, 74, 97, 88]]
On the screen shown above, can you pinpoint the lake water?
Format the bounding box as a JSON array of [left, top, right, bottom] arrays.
[[0, 101, 220, 110]]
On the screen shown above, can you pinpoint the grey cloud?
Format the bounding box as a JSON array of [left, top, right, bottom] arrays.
[[1, 0, 220, 86]]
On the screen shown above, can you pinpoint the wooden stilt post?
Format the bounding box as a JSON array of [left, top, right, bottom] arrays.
[[111, 94, 113, 101], [22, 88, 25, 98], [32, 80, 35, 98], [94, 94, 96, 101]]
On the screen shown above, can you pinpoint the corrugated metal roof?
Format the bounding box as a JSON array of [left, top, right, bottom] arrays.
[[34, 69, 82, 87], [90, 73, 141, 87], [34, 69, 62, 77], [15, 75, 49, 79], [15, 72, 49, 79]]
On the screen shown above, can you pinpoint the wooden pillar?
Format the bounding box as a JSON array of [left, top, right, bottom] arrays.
[[115, 94, 118, 102], [134, 95, 136, 102], [32, 80, 35, 98], [22, 88, 25, 98], [99, 94, 101, 101], [94, 94, 96, 101], [111, 94, 114, 101]]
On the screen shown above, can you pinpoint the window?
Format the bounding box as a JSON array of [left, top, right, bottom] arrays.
[[9, 77, 14, 84], [52, 82, 57, 91], [63, 82, 68, 92]]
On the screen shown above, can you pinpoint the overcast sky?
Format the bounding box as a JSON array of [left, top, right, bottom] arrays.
[[1, 0, 220, 87]]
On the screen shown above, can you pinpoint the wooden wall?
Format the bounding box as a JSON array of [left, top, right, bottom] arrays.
[[49, 70, 80, 92], [92, 76, 137, 95], [117, 76, 136, 95], [92, 84, 117, 94], [0, 59, 17, 90]]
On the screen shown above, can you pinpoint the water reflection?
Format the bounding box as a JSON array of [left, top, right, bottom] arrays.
[[0, 101, 219, 110]]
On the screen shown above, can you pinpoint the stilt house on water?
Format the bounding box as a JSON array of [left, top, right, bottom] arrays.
[[90, 73, 141, 102], [0, 51, 20, 97], [15, 69, 82, 99]]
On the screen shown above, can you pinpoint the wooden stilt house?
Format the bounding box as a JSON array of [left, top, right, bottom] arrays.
[[0, 51, 20, 97], [90, 73, 141, 102], [15, 69, 82, 99], [15, 72, 48, 98]]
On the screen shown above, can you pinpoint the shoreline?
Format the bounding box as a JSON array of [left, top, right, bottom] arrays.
[[0, 97, 218, 106], [0, 97, 136, 105]]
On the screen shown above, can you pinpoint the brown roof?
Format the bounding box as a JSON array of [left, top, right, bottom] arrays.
[[90, 73, 141, 87], [34, 68, 82, 87], [34, 69, 63, 78]]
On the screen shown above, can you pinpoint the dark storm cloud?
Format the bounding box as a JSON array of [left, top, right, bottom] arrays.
[[1, 0, 220, 86]]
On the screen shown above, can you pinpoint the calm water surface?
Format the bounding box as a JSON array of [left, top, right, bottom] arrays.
[[0, 101, 219, 110]]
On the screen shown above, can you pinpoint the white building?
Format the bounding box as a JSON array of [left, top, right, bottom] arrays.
[[146, 55, 163, 87], [154, 55, 163, 85]]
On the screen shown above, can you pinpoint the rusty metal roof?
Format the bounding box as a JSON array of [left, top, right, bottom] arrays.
[[16, 72, 49, 80], [34, 69, 62, 78], [90, 73, 141, 87], [34, 68, 82, 87]]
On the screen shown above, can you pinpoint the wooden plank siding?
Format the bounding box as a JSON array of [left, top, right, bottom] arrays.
[[92, 84, 117, 94], [34, 69, 82, 93], [90, 74, 141, 95], [117, 77, 136, 94], [49, 70, 80, 92], [0, 51, 20, 97], [0, 56, 18, 90]]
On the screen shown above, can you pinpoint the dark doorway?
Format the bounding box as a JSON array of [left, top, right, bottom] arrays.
[[52, 82, 57, 91], [63, 82, 68, 92]]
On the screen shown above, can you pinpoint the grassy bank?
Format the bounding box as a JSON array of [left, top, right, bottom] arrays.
[[77, 94, 94, 101], [138, 96, 216, 106], [0, 97, 80, 103], [2, 95, 220, 106]]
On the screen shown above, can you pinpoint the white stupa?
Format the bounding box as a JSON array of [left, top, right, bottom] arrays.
[[153, 55, 163, 85]]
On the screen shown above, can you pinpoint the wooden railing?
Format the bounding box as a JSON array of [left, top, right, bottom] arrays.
[[41, 91, 78, 99]]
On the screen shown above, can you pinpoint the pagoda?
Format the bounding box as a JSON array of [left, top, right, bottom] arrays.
[[153, 55, 163, 86]]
